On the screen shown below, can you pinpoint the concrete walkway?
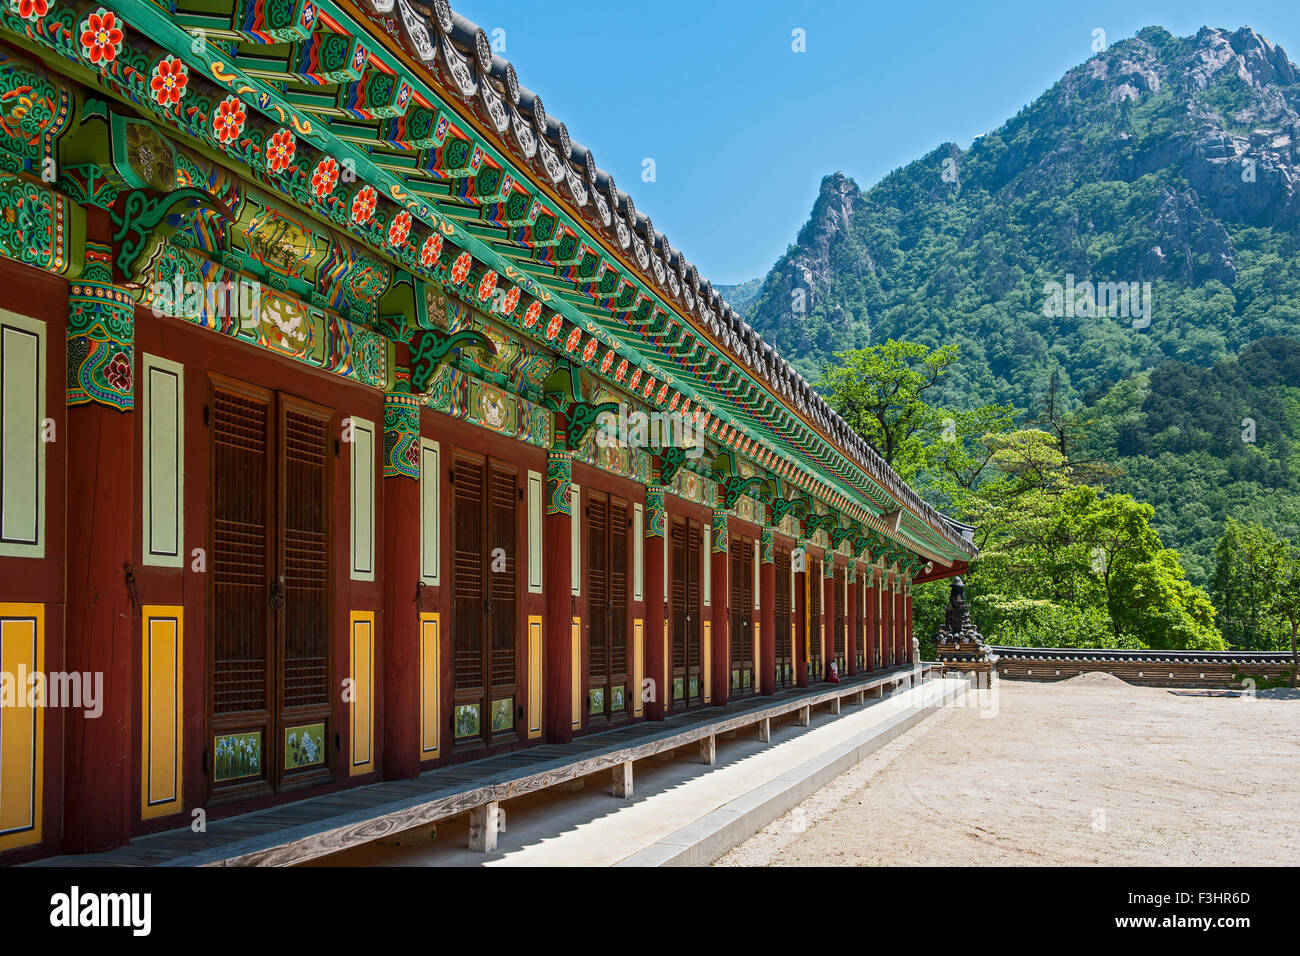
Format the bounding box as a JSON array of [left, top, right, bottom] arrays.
[[311, 676, 967, 866]]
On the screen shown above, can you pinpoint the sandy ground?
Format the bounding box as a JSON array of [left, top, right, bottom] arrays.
[[717, 675, 1300, 866]]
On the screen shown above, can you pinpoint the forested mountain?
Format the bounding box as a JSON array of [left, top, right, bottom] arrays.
[[735, 25, 1300, 590]]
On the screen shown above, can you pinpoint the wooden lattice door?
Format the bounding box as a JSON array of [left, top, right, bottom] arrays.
[[670, 517, 703, 708], [833, 566, 846, 676], [730, 539, 754, 694], [208, 378, 333, 799], [451, 455, 520, 752], [586, 493, 630, 725], [807, 555, 823, 682], [774, 548, 793, 688]]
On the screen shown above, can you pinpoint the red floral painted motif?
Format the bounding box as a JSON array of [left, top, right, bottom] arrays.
[[615, 359, 628, 383], [628, 368, 642, 391], [16, 0, 48, 20], [419, 232, 443, 267], [565, 328, 582, 353], [388, 210, 412, 247], [80, 9, 123, 65], [476, 269, 498, 302], [403, 440, 419, 470], [545, 314, 563, 341], [522, 301, 542, 329], [350, 185, 378, 225], [668, 392, 680, 412], [582, 338, 599, 364], [211, 96, 247, 146], [310, 158, 340, 200], [600, 349, 615, 374], [311, 157, 339, 200], [641, 377, 654, 399], [105, 352, 132, 392], [449, 252, 472, 284], [149, 56, 188, 107], [656, 384, 669, 406], [501, 287, 520, 314], [264, 128, 296, 173]]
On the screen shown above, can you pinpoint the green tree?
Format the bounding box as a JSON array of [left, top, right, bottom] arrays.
[[1273, 548, 1300, 686], [817, 340, 959, 481], [1210, 518, 1289, 650]]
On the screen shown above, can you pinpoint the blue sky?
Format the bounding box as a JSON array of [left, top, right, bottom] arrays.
[[455, 1, 1300, 286]]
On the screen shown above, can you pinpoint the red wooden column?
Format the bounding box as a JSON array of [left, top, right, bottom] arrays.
[[644, 484, 667, 720], [905, 583, 915, 663], [62, 238, 134, 852], [381, 358, 422, 778], [794, 538, 808, 687], [822, 560, 835, 680], [710, 508, 730, 706], [882, 571, 894, 667], [894, 579, 905, 666], [759, 526, 776, 694], [543, 449, 574, 742], [864, 567, 877, 672], [846, 562, 858, 676]]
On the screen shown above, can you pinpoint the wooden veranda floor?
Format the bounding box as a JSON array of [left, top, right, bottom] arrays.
[[30, 663, 931, 867]]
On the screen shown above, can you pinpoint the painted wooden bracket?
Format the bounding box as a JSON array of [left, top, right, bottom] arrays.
[[721, 474, 767, 509], [110, 187, 233, 277], [409, 327, 496, 393], [770, 495, 808, 526], [659, 446, 687, 485]]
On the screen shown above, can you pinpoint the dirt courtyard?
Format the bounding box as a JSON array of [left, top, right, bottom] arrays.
[[718, 675, 1300, 866]]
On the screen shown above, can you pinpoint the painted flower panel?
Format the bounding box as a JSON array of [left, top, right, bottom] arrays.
[[149, 57, 189, 107], [476, 269, 497, 302], [350, 184, 378, 224], [16, 0, 48, 21], [105, 352, 132, 392], [311, 157, 339, 200], [80, 9, 123, 65], [387, 210, 412, 247], [264, 128, 296, 173], [449, 251, 471, 284], [419, 232, 443, 267], [211, 96, 247, 146], [501, 287, 520, 315], [522, 301, 542, 329]]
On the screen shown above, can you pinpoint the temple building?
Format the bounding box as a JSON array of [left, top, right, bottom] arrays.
[[0, 0, 974, 861]]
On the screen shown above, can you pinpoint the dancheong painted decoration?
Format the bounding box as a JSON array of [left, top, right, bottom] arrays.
[[0, 0, 974, 862]]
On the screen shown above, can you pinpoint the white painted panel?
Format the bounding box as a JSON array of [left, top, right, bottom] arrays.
[[754, 539, 760, 609], [350, 416, 376, 581], [0, 313, 43, 558], [703, 526, 711, 605], [568, 481, 579, 596], [528, 469, 543, 594], [419, 439, 440, 585], [632, 503, 643, 600], [142, 356, 184, 567]]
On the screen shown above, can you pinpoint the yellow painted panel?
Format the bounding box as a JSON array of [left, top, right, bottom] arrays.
[[141, 606, 183, 820], [662, 621, 669, 699], [632, 618, 644, 717], [0, 604, 42, 850], [703, 621, 711, 702], [528, 615, 543, 739], [753, 622, 761, 689], [349, 611, 374, 775], [420, 612, 440, 759], [570, 616, 581, 729]]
